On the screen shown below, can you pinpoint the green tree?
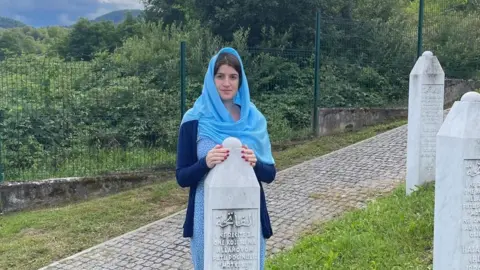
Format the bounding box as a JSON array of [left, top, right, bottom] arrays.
[[142, 0, 195, 26], [143, 0, 352, 47], [59, 18, 121, 61], [116, 12, 142, 40], [0, 29, 43, 59]]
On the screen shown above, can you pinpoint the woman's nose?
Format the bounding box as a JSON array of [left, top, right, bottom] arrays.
[[222, 78, 231, 86]]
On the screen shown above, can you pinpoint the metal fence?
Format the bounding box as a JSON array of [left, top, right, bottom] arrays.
[[0, 3, 479, 182], [0, 56, 178, 181]]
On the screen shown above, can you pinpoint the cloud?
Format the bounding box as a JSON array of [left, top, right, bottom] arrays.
[[0, 0, 144, 27], [58, 14, 76, 26], [12, 14, 29, 24], [1, 0, 99, 13], [97, 0, 144, 10]]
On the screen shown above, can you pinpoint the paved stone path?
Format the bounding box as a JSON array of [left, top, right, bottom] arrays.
[[40, 123, 408, 270]]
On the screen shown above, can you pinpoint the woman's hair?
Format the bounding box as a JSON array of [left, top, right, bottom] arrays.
[[214, 52, 242, 87]]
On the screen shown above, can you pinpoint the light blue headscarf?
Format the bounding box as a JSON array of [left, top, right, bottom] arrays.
[[181, 47, 275, 165]]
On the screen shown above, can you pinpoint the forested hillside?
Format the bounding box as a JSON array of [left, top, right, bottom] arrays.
[[0, 17, 26, 28], [92, 9, 143, 23], [0, 0, 478, 181]]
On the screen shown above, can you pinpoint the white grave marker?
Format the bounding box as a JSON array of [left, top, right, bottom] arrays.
[[406, 51, 445, 195], [433, 91, 480, 269], [204, 137, 261, 270]]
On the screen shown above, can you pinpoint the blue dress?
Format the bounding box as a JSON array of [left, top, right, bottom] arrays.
[[190, 136, 267, 269]]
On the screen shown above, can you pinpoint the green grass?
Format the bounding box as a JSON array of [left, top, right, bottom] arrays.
[[0, 181, 188, 269], [4, 147, 176, 182], [266, 183, 434, 270], [0, 119, 407, 270]]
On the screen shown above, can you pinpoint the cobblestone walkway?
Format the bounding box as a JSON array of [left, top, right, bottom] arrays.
[[40, 124, 408, 270]]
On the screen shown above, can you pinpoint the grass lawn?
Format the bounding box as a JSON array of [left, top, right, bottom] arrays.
[[266, 183, 434, 269], [0, 119, 407, 270], [5, 147, 177, 182]]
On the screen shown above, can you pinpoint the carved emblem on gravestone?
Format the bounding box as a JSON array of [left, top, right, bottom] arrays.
[[466, 160, 480, 177], [216, 211, 253, 228], [423, 85, 439, 94]]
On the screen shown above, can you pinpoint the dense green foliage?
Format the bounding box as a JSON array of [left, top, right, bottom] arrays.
[[0, 0, 479, 181], [0, 26, 69, 60]]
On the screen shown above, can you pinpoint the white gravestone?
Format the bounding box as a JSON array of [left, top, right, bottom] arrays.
[[433, 91, 480, 270], [204, 137, 261, 270], [406, 51, 445, 195]]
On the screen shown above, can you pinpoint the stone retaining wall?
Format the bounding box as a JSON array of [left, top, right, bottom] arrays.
[[316, 107, 408, 136], [0, 172, 164, 214], [315, 78, 479, 136]]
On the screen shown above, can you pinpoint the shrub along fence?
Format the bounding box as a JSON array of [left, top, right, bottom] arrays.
[[0, 4, 479, 183]]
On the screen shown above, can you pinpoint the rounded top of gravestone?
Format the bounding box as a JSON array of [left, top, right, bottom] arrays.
[[222, 137, 242, 148], [422, 51, 433, 57], [460, 91, 480, 102]]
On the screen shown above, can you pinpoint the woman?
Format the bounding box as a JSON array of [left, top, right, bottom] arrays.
[[175, 47, 277, 269]]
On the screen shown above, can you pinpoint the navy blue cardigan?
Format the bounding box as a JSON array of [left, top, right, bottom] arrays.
[[175, 119, 276, 239]]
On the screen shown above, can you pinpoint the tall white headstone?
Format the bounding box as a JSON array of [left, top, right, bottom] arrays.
[[406, 51, 445, 195], [433, 91, 480, 270], [204, 137, 261, 270]]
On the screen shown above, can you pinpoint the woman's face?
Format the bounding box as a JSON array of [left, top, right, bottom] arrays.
[[214, 64, 239, 102]]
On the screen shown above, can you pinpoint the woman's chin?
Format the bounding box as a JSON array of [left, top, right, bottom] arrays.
[[220, 95, 234, 102]]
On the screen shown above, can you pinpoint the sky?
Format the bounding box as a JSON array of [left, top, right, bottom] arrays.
[[0, 0, 144, 27]]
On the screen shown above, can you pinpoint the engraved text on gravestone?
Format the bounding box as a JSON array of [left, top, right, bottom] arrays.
[[212, 209, 259, 269], [420, 84, 443, 175], [463, 160, 480, 269]]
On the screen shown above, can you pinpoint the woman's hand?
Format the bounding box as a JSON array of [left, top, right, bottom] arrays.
[[206, 145, 229, 168], [241, 145, 257, 167]]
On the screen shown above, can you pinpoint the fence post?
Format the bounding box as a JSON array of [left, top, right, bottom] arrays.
[[180, 41, 186, 120], [313, 10, 321, 136], [416, 0, 425, 59], [0, 110, 4, 183]]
